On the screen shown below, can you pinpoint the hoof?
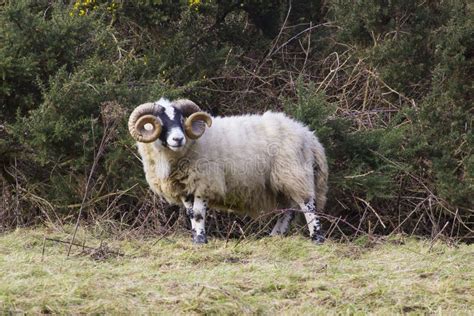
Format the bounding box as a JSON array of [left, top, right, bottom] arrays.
[[312, 234, 325, 244], [192, 234, 208, 244]]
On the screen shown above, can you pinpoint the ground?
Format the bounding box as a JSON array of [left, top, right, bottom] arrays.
[[0, 227, 472, 314]]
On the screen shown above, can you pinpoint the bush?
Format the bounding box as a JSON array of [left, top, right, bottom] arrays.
[[1, 0, 471, 239], [414, 5, 473, 210]]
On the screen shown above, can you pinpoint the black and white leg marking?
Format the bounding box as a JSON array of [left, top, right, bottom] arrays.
[[182, 195, 208, 244], [190, 196, 208, 244], [182, 194, 195, 231], [300, 199, 325, 244], [270, 210, 295, 236]]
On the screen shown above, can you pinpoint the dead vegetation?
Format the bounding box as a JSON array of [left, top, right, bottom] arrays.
[[1, 1, 471, 242]]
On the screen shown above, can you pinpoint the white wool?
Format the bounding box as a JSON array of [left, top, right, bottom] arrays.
[[155, 97, 176, 120], [136, 109, 328, 218], [155, 97, 172, 108]]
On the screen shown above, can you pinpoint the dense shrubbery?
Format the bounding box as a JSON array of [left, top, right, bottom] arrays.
[[1, 0, 472, 239]]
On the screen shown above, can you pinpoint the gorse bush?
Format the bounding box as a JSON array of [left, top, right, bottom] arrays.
[[1, 0, 182, 221], [329, 0, 454, 96], [414, 6, 473, 209], [1, 0, 472, 239], [1, 1, 105, 119]]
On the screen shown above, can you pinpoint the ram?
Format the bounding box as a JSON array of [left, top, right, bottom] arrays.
[[128, 98, 328, 244]]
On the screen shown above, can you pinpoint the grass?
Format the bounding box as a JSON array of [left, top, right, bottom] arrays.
[[0, 227, 473, 314]]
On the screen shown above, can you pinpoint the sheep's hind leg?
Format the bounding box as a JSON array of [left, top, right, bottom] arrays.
[[190, 196, 208, 244], [270, 210, 295, 236], [300, 199, 325, 244]]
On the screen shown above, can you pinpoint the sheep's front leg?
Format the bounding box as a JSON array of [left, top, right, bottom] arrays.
[[300, 199, 325, 244], [190, 196, 208, 244], [182, 195, 195, 232], [182, 195, 208, 244]]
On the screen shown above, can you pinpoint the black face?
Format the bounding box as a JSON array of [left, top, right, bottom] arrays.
[[157, 105, 186, 149]]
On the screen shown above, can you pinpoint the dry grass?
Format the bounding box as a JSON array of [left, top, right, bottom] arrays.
[[0, 227, 472, 314]]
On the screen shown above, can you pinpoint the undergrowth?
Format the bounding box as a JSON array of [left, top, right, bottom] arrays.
[[1, 0, 472, 240]]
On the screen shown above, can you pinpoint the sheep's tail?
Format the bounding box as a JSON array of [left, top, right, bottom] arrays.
[[312, 139, 328, 212]]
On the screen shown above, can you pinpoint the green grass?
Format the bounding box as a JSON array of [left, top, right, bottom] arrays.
[[0, 227, 472, 314]]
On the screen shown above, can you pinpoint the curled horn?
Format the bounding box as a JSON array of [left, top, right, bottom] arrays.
[[173, 99, 212, 139], [128, 102, 163, 143], [184, 112, 213, 139]]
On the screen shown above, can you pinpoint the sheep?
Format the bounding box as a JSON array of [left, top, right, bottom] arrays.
[[128, 97, 328, 244]]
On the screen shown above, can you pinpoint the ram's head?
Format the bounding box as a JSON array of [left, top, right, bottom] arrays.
[[128, 98, 212, 151]]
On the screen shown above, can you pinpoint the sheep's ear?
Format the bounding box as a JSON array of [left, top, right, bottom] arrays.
[[184, 112, 212, 139]]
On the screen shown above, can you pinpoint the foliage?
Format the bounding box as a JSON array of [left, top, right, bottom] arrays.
[[329, 0, 454, 96], [0, 0, 472, 239], [414, 6, 473, 209]]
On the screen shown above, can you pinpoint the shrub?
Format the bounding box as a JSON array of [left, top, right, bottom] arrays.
[[1, 0, 471, 239]]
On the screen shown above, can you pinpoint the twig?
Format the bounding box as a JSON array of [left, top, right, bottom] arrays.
[[68, 120, 114, 256], [46, 237, 124, 257], [152, 211, 178, 245], [225, 220, 237, 247], [272, 22, 333, 56], [355, 196, 386, 229], [41, 237, 46, 262], [428, 221, 450, 252], [344, 170, 374, 179]]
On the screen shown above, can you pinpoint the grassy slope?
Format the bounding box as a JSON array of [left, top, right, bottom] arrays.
[[0, 228, 472, 314]]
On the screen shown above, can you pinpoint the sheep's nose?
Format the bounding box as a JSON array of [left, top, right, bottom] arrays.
[[172, 136, 184, 144]]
